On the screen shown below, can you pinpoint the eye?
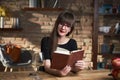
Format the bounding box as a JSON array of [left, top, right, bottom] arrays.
[[59, 22, 71, 27]]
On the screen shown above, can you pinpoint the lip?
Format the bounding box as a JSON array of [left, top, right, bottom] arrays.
[[59, 30, 65, 33]]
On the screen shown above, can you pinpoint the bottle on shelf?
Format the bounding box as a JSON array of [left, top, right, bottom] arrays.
[[0, 17, 4, 28], [112, 5, 118, 14], [12, 17, 20, 29], [29, 0, 37, 8]]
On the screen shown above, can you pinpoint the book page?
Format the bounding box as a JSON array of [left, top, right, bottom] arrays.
[[71, 49, 84, 53], [54, 47, 70, 55]]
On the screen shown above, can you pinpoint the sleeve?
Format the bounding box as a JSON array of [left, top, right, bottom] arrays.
[[41, 37, 51, 60], [71, 39, 78, 51]]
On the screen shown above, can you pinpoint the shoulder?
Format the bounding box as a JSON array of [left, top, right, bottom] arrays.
[[69, 38, 77, 43], [41, 36, 50, 41], [42, 36, 50, 40], [68, 38, 77, 50], [67, 38, 77, 45], [41, 36, 50, 43]]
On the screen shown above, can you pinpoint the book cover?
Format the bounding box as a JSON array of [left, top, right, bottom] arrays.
[[100, 43, 110, 53], [51, 47, 84, 70], [112, 43, 120, 54]]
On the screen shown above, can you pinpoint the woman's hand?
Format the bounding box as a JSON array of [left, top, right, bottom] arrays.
[[43, 60, 72, 77], [59, 65, 72, 76], [75, 60, 86, 69], [72, 60, 86, 73]]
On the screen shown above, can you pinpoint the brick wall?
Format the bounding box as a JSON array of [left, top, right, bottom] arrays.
[[0, 0, 93, 63]]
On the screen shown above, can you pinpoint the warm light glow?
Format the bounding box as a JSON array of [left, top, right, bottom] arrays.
[[0, 6, 6, 16]]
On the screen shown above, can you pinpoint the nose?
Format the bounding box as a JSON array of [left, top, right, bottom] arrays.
[[61, 25, 66, 29]]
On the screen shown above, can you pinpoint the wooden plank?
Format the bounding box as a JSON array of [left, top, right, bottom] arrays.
[[0, 70, 113, 80]]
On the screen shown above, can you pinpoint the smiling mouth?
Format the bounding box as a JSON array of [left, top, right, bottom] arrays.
[[60, 30, 65, 33]]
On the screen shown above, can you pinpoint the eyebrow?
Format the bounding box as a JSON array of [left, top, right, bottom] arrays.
[[59, 22, 71, 27]]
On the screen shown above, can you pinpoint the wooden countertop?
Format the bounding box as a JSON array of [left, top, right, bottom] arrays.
[[0, 70, 113, 80]]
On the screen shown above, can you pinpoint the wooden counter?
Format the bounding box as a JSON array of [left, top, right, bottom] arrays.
[[0, 70, 113, 80]]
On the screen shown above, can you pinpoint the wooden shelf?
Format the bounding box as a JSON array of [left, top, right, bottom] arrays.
[[92, 0, 120, 70], [104, 34, 120, 37], [22, 7, 64, 11], [99, 53, 120, 58], [0, 28, 23, 31], [99, 13, 120, 16], [98, 32, 120, 37]]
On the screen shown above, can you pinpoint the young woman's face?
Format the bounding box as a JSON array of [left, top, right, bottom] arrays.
[[57, 22, 71, 37]]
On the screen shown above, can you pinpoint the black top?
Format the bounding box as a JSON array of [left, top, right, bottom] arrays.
[[41, 37, 77, 60]]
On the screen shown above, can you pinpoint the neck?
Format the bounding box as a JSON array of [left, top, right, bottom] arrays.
[[58, 36, 69, 44], [58, 36, 66, 40]]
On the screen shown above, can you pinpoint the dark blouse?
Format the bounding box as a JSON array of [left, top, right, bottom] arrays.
[[41, 37, 77, 60]]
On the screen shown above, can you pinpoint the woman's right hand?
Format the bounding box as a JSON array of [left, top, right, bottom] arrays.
[[59, 65, 72, 76], [43, 60, 71, 77]]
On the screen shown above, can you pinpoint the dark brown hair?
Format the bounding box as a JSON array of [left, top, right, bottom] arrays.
[[50, 10, 76, 54]]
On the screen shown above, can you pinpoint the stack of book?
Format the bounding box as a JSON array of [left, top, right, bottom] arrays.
[[99, 43, 115, 54], [100, 43, 110, 54], [112, 43, 120, 54]]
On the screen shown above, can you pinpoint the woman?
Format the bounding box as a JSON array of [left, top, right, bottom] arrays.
[[40, 10, 85, 77]]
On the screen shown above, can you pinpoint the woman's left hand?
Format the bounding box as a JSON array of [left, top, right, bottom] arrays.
[[75, 60, 86, 69], [72, 60, 86, 72]]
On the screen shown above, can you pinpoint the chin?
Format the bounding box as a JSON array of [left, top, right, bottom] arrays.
[[59, 33, 67, 37]]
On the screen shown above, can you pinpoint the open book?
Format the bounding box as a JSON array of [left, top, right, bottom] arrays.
[[51, 47, 84, 70]]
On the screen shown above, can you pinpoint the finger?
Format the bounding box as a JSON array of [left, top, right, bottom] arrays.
[[62, 66, 71, 73], [63, 65, 71, 70], [75, 62, 86, 67], [77, 60, 84, 63]]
